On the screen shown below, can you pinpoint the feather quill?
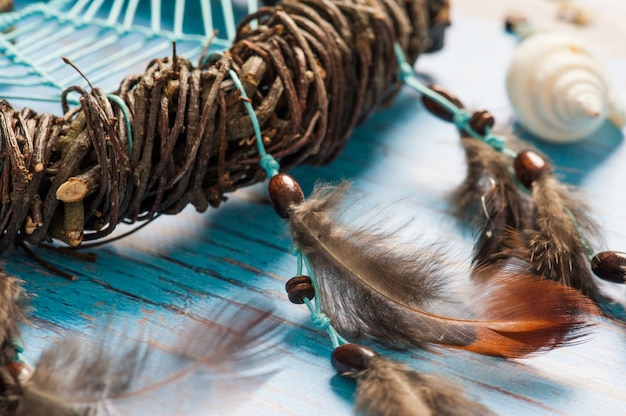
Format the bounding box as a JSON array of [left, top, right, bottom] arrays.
[[288, 182, 596, 358], [351, 356, 492, 416], [13, 304, 282, 416]]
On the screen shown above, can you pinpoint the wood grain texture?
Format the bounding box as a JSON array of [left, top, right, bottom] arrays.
[[4, 0, 626, 415]]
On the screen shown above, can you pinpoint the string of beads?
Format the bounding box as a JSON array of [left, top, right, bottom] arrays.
[[393, 50, 626, 289]]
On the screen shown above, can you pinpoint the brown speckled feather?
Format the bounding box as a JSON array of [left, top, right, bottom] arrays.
[[353, 356, 493, 416], [288, 182, 597, 358]]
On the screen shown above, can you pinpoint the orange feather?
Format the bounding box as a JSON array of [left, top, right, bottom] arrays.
[[455, 263, 600, 358]]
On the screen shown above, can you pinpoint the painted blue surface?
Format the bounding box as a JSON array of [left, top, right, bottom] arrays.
[[1, 0, 626, 415]]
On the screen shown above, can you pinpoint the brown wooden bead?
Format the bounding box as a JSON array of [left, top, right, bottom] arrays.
[[331, 343, 379, 374], [591, 251, 626, 284], [6, 361, 32, 383], [422, 84, 465, 122], [469, 110, 495, 135], [285, 275, 315, 304], [268, 173, 304, 219], [513, 150, 550, 189]]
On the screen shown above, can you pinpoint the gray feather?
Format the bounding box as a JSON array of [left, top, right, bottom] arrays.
[[288, 182, 479, 351], [0, 271, 28, 415], [0, 272, 27, 365], [14, 304, 281, 416], [354, 356, 492, 416], [450, 136, 531, 265], [523, 173, 605, 302]]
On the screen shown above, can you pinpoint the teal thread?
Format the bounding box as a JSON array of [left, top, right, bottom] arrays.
[[395, 42, 597, 263], [260, 154, 280, 177], [200, 0, 215, 36], [107, 94, 133, 155], [10, 337, 33, 370], [220, 0, 237, 40], [227, 68, 279, 178], [307, 304, 331, 329], [229, 56, 346, 349], [173, 0, 186, 37], [0, 0, 233, 105], [303, 298, 347, 349], [297, 248, 348, 349], [295, 247, 304, 275], [394, 43, 515, 157]]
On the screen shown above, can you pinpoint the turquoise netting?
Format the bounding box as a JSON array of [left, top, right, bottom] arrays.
[[0, 0, 257, 112]]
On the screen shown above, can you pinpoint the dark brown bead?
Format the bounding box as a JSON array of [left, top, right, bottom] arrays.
[[422, 84, 465, 122], [6, 362, 31, 382], [469, 110, 495, 135], [268, 173, 304, 219], [514, 150, 550, 189], [591, 251, 626, 284], [331, 343, 379, 374], [285, 275, 315, 304]]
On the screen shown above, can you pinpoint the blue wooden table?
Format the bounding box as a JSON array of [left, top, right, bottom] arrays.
[[2, 0, 626, 414]]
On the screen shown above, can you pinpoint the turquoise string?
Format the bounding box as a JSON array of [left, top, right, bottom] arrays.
[[227, 67, 280, 178], [229, 64, 347, 349], [106, 94, 133, 155], [295, 249, 348, 348], [0, 0, 233, 105], [393, 43, 516, 158], [394, 42, 598, 267], [10, 337, 33, 370]]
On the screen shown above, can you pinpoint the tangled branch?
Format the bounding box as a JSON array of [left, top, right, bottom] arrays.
[[0, 0, 448, 252]]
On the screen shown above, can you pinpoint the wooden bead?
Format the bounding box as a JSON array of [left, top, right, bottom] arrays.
[[513, 150, 550, 189], [331, 343, 379, 374], [268, 173, 304, 219], [422, 84, 465, 122], [285, 275, 315, 304], [591, 251, 626, 284], [6, 361, 32, 383], [469, 110, 495, 135]]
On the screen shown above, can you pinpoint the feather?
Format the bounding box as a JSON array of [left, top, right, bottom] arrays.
[[288, 182, 596, 358], [0, 271, 27, 366], [521, 171, 605, 301], [0, 270, 29, 415], [14, 303, 282, 416], [452, 132, 623, 319], [351, 355, 492, 416], [468, 260, 599, 355], [450, 136, 531, 265], [0, 269, 26, 366]]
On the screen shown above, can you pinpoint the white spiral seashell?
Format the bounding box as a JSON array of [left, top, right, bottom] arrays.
[[506, 32, 626, 143]]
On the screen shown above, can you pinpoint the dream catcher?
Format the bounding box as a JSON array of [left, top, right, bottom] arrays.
[[0, 0, 624, 415]]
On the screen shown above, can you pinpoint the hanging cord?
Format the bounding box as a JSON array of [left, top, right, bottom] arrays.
[[394, 43, 514, 157], [395, 43, 626, 308], [393, 42, 602, 261], [228, 65, 348, 349]]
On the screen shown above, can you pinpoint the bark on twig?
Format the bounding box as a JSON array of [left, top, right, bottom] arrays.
[[0, 0, 449, 251]]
